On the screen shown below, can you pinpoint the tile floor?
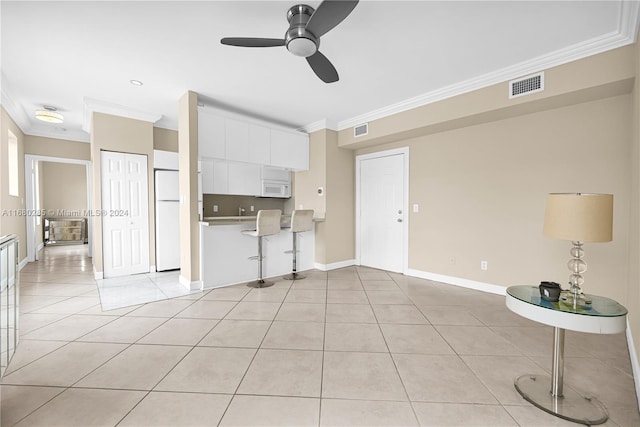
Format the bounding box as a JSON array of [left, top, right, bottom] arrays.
[[96, 269, 196, 311], [1, 245, 639, 426]]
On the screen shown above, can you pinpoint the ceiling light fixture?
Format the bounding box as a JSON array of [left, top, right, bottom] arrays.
[[130, 79, 143, 86], [35, 106, 64, 124]]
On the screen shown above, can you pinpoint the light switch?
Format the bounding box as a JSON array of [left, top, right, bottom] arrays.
[[250, 205, 255, 212], [213, 205, 218, 212], [412, 204, 419, 213]]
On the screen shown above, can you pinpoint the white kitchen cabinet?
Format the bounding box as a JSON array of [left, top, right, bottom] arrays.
[[201, 159, 214, 194], [262, 166, 291, 182], [201, 158, 229, 194], [249, 124, 271, 164], [270, 129, 309, 171], [212, 159, 229, 194], [198, 110, 225, 159], [198, 108, 308, 170], [225, 118, 249, 162], [228, 162, 262, 196]]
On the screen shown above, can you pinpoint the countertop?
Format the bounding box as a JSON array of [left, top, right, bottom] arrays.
[[201, 214, 324, 226]]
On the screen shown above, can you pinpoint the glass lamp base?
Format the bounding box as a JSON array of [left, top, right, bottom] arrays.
[[515, 374, 608, 425], [559, 290, 592, 308]]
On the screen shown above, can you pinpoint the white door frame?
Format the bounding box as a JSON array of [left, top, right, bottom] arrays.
[[24, 155, 92, 262], [355, 147, 410, 273]]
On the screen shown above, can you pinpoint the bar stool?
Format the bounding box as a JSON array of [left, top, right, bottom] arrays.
[[242, 209, 282, 288], [283, 209, 314, 280]]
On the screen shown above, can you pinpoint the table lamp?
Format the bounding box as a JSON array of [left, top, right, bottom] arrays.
[[543, 193, 613, 307]]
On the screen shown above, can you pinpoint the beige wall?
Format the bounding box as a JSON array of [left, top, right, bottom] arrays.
[[357, 95, 631, 302], [629, 32, 640, 380], [293, 129, 355, 266], [42, 162, 88, 214], [0, 107, 27, 262], [90, 112, 155, 274], [154, 127, 178, 152], [294, 130, 328, 263], [24, 135, 90, 160]]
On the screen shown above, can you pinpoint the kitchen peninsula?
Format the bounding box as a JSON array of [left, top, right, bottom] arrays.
[[200, 214, 320, 288]]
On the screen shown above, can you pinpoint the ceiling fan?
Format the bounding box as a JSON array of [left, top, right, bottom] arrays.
[[220, 1, 359, 83]]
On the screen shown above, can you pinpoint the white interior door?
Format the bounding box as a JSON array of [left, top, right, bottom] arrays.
[[358, 151, 406, 273], [101, 151, 150, 278]]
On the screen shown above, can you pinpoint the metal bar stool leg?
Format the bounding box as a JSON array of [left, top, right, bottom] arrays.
[[248, 236, 274, 288], [284, 231, 305, 280]]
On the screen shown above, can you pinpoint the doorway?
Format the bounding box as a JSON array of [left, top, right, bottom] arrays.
[[101, 151, 150, 278], [24, 155, 92, 263], [356, 148, 409, 273]]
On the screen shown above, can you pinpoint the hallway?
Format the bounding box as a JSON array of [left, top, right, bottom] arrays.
[[1, 246, 638, 426]]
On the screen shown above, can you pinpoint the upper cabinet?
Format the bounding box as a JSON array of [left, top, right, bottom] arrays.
[[249, 124, 271, 165], [198, 111, 225, 159], [198, 108, 308, 171], [224, 118, 249, 162], [270, 129, 309, 171]]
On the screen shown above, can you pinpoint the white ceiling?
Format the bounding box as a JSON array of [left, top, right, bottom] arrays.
[[2, 1, 639, 143]]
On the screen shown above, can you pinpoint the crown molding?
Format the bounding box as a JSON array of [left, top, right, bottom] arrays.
[[330, 1, 640, 132], [300, 118, 338, 133], [83, 97, 163, 133]]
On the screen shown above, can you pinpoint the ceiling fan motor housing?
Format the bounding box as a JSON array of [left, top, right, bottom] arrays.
[[285, 4, 318, 57]]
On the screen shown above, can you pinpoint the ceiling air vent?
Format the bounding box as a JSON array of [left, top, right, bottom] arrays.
[[354, 123, 368, 137], [509, 72, 544, 99]]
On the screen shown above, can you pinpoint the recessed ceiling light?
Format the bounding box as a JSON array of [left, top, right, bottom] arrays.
[[130, 79, 143, 86], [35, 106, 64, 124]]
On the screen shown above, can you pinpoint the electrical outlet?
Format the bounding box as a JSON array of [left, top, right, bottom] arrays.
[[250, 205, 255, 212], [299, 204, 304, 209], [413, 204, 419, 213], [213, 205, 218, 212], [481, 261, 488, 271]]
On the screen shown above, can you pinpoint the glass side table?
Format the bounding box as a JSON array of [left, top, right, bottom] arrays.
[[506, 285, 627, 425]]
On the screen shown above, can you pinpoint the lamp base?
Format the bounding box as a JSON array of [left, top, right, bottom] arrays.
[[559, 290, 592, 309]]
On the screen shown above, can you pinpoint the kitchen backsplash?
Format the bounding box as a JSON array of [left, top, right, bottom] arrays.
[[203, 194, 287, 217]]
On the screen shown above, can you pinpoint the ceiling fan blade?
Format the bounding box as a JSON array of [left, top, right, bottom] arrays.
[[306, 51, 339, 83], [305, 0, 359, 38], [220, 37, 285, 47]]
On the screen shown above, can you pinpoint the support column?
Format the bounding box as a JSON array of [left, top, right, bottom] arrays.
[[178, 91, 201, 290]]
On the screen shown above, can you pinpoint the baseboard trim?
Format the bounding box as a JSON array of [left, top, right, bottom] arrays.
[[314, 259, 356, 271], [405, 269, 507, 295], [179, 275, 203, 291], [626, 320, 640, 411], [18, 257, 28, 271], [93, 267, 103, 280], [37, 242, 44, 252], [150, 265, 156, 273]]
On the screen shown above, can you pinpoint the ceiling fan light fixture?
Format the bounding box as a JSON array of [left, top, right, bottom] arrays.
[[35, 107, 64, 124], [287, 37, 317, 57]]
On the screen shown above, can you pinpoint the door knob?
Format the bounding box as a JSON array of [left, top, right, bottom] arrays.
[[398, 210, 402, 214], [397, 218, 403, 222]]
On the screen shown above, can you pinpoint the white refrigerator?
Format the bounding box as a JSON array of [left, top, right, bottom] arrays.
[[155, 170, 180, 271]]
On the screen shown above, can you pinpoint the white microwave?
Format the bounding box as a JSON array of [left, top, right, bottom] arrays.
[[261, 180, 291, 198]]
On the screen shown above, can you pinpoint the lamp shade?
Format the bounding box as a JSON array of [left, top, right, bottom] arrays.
[[543, 193, 613, 242]]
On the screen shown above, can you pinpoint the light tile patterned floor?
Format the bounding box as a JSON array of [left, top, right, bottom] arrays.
[[1, 245, 639, 426]]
